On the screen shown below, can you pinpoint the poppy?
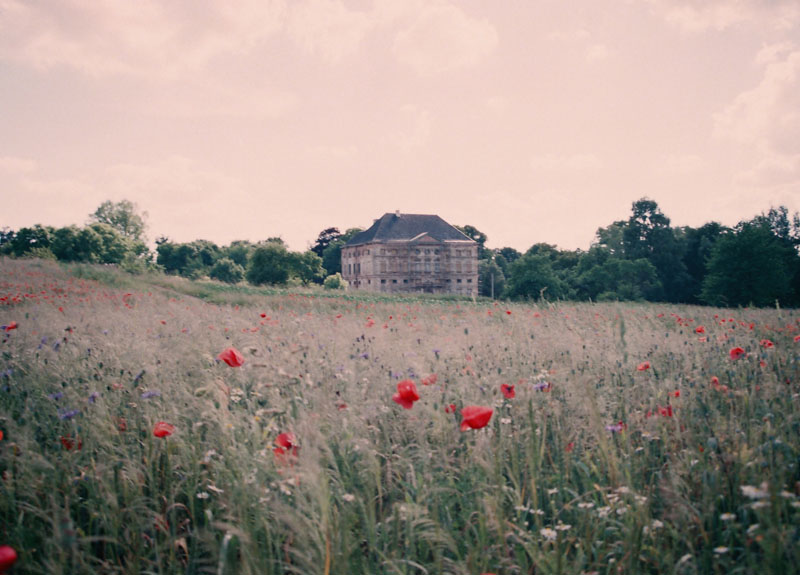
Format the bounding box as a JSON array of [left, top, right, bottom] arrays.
[[673, 390, 680, 398], [2, 321, 17, 332], [760, 339, 774, 348], [695, 326, 705, 334], [60, 435, 83, 451], [501, 383, 515, 399], [0, 430, 3, 441], [0, 545, 17, 572], [260, 313, 267, 318], [392, 380, 420, 409], [637, 361, 650, 371], [274, 432, 299, 465], [729, 347, 746, 360], [153, 421, 175, 438], [794, 334, 800, 343], [218, 347, 245, 367], [711, 376, 720, 386], [421, 374, 438, 386], [658, 405, 673, 417], [460, 405, 493, 431], [445, 403, 456, 413]]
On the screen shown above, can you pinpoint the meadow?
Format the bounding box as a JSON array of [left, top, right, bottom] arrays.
[[0, 257, 799, 575]]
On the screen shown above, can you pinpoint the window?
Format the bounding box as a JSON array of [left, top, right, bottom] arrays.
[[403, 279, 408, 284], [457, 279, 462, 283], [424, 261, 431, 273], [467, 279, 472, 283], [392, 279, 397, 283], [381, 279, 386, 284]]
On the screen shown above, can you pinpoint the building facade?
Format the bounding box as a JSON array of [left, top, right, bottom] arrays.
[[341, 212, 478, 295]]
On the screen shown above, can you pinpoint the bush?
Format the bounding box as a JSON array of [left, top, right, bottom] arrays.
[[210, 257, 245, 284], [246, 242, 290, 286], [323, 273, 346, 290]]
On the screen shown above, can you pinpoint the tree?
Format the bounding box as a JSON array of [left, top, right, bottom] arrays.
[[701, 223, 796, 307], [321, 228, 363, 276], [311, 227, 342, 258], [288, 250, 325, 285], [478, 258, 505, 298], [87, 223, 129, 264], [455, 225, 490, 259], [210, 257, 245, 284], [620, 198, 691, 302], [224, 241, 254, 267], [505, 253, 569, 300], [9, 225, 53, 257], [680, 222, 726, 304], [246, 242, 292, 285], [89, 200, 148, 242]]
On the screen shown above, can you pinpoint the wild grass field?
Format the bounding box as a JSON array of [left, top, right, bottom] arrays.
[[0, 257, 799, 575]]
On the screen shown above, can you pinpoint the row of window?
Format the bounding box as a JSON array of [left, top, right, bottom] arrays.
[[345, 247, 475, 259]]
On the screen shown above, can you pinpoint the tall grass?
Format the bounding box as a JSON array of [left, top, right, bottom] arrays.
[[1, 258, 798, 574]]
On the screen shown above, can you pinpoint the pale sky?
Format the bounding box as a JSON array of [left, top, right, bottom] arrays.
[[1, 0, 799, 253]]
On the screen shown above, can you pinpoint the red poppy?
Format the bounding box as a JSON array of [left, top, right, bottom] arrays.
[[729, 347, 746, 360], [445, 403, 456, 413], [658, 405, 673, 417], [711, 376, 719, 386], [153, 421, 175, 438], [794, 334, 800, 342], [500, 383, 515, 399], [2, 321, 17, 332], [673, 390, 680, 398], [260, 313, 267, 318], [60, 435, 83, 451], [760, 339, 774, 348], [0, 545, 17, 572], [218, 347, 245, 367], [637, 361, 650, 371], [565, 441, 574, 452], [273, 432, 299, 465], [695, 326, 705, 334], [421, 374, 438, 386], [392, 380, 420, 409], [460, 405, 493, 431]]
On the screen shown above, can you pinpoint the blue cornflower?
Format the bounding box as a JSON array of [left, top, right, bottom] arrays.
[[141, 390, 161, 399], [58, 408, 80, 420]]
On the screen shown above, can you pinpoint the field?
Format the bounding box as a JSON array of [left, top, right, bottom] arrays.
[[1, 257, 799, 575]]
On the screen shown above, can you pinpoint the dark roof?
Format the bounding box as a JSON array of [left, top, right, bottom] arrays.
[[345, 213, 474, 246]]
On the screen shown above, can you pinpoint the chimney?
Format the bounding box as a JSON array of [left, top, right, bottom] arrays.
[[395, 210, 401, 217]]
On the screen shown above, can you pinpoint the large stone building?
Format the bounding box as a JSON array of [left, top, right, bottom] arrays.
[[341, 212, 479, 295]]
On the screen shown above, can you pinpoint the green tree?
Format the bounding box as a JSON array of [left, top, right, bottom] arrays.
[[455, 225, 490, 259], [51, 226, 82, 262], [621, 198, 691, 302], [246, 242, 292, 286], [311, 227, 342, 258], [8, 225, 52, 257], [680, 222, 726, 304], [210, 257, 245, 284], [224, 241, 254, 267], [87, 223, 129, 264], [321, 228, 362, 276], [288, 250, 325, 285], [89, 200, 148, 242], [701, 223, 796, 307], [505, 253, 569, 300], [478, 258, 505, 298]]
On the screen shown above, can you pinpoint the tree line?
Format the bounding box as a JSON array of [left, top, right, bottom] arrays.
[[2, 198, 799, 307]]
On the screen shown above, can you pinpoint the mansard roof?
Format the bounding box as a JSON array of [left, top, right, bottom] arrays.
[[345, 213, 474, 246]]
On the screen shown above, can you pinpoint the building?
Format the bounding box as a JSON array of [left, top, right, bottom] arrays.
[[341, 212, 479, 295]]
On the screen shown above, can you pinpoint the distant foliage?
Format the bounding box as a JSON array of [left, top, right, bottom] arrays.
[[323, 273, 345, 290], [246, 242, 292, 285], [209, 257, 245, 284]]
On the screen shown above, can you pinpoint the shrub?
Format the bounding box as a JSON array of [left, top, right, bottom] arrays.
[[210, 257, 245, 284], [323, 273, 346, 290]]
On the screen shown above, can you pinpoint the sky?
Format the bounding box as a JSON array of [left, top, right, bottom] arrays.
[[1, 0, 799, 253]]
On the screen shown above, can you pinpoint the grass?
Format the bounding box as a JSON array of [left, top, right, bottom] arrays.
[[1, 257, 799, 574]]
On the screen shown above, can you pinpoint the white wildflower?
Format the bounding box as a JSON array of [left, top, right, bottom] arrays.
[[750, 501, 769, 510], [547, 488, 559, 496], [540, 528, 557, 541], [720, 513, 736, 521], [713, 546, 729, 554], [343, 493, 356, 502], [196, 492, 210, 500], [577, 502, 595, 510], [555, 523, 571, 531], [747, 524, 760, 535], [741, 483, 769, 499], [597, 506, 612, 518], [500, 417, 512, 425]]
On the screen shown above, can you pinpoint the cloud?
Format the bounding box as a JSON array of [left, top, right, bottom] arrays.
[[644, 0, 800, 32], [715, 47, 800, 156], [0, 156, 36, 175], [0, 0, 286, 78], [585, 43, 612, 63], [392, 3, 498, 76], [715, 46, 800, 194], [530, 153, 604, 171], [395, 105, 432, 152], [287, 0, 372, 63], [657, 154, 704, 174]]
